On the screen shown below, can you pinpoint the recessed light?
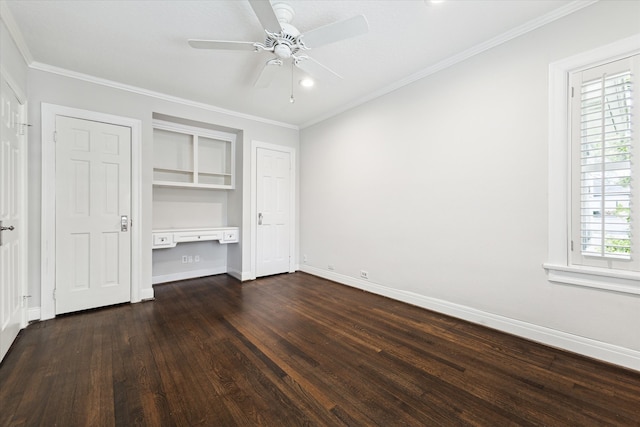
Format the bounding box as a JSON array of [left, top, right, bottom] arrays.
[[299, 78, 314, 88]]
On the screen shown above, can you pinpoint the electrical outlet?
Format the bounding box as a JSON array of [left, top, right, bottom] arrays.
[[188, 256, 193, 263], [303, 254, 308, 263], [195, 255, 200, 263], [328, 265, 335, 271], [360, 270, 369, 279], [182, 256, 188, 264]]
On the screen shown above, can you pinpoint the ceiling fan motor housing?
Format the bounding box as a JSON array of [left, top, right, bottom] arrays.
[[264, 22, 303, 59]]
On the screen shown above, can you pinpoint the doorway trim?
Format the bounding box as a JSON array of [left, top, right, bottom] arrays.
[[41, 104, 142, 320], [250, 140, 296, 280]]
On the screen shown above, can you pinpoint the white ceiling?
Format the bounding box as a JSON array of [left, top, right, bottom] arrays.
[[4, 0, 588, 127]]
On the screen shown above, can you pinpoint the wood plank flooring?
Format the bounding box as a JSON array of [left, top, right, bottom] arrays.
[[1, 272, 639, 426]]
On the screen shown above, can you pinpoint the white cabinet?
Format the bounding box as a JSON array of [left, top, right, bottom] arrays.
[[153, 120, 236, 189]]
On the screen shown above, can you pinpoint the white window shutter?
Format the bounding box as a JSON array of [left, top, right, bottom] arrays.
[[570, 54, 640, 271]]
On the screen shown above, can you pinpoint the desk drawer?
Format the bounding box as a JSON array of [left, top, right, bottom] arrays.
[[174, 231, 221, 243]]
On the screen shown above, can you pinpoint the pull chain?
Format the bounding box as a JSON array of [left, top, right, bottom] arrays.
[[289, 61, 295, 103]]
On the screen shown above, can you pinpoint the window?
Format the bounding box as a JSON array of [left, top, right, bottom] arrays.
[[570, 56, 639, 271], [545, 36, 640, 295]]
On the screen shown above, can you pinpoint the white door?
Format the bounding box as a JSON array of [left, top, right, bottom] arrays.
[[55, 116, 131, 314], [0, 76, 25, 362], [256, 147, 292, 277]]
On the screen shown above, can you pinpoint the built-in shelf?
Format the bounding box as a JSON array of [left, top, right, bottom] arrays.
[[153, 120, 236, 189]]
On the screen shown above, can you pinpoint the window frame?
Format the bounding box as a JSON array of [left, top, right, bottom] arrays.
[[544, 34, 640, 295]]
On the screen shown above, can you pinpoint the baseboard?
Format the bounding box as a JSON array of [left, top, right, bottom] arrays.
[[28, 307, 41, 322], [299, 265, 640, 372], [139, 287, 155, 301], [152, 267, 227, 285], [227, 268, 254, 281]]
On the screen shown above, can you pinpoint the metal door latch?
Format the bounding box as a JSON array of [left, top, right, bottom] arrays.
[[0, 221, 15, 246]]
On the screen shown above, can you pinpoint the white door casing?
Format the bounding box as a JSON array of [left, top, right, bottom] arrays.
[[41, 104, 143, 321], [253, 142, 295, 278], [0, 73, 27, 363], [54, 116, 131, 314]]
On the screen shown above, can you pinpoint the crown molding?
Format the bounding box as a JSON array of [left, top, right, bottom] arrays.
[[0, 1, 34, 65], [300, 0, 599, 129], [28, 61, 299, 131]]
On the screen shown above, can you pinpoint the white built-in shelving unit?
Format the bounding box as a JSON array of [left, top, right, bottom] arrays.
[[152, 120, 236, 190]]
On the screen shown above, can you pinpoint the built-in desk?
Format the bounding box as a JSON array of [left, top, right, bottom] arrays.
[[152, 227, 239, 249]]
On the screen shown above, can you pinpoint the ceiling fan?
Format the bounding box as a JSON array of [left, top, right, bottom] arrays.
[[188, 1, 369, 88]]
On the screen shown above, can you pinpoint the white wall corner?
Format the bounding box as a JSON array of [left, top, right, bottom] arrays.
[[300, 265, 640, 372]]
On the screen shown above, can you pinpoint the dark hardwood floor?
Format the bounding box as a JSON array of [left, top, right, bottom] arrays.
[[1, 272, 639, 426]]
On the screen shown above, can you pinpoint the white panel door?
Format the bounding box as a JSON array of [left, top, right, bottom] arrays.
[[55, 116, 131, 314], [0, 77, 25, 362], [256, 148, 291, 277]]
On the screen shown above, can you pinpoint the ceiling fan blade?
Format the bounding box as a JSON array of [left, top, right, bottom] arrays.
[[188, 39, 257, 51], [295, 57, 342, 82], [254, 59, 282, 88], [302, 15, 368, 49], [248, 0, 282, 33]]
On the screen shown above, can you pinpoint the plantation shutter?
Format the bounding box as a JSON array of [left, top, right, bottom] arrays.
[[570, 54, 640, 270]]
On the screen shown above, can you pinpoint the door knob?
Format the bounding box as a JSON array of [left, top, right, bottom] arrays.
[[258, 213, 263, 225]]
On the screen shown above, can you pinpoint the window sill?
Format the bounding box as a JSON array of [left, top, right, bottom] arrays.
[[543, 263, 640, 295]]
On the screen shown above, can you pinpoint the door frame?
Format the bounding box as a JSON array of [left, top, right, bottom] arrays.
[[41, 104, 142, 320], [250, 140, 296, 279], [0, 68, 28, 330]]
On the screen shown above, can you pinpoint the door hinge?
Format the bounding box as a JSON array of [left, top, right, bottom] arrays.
[[571, 240, 574, 251], [571, 87, 574, 98], [53, 131, 57, 142], [53, 289, 56, 300]]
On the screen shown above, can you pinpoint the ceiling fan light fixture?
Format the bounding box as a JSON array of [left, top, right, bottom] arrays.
[[299, 77, 314, 88], [274, 44, 292, 59]]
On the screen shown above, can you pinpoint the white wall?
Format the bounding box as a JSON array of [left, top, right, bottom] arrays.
[[26, 68, 299, 310], [300, 1, 640, 367]]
